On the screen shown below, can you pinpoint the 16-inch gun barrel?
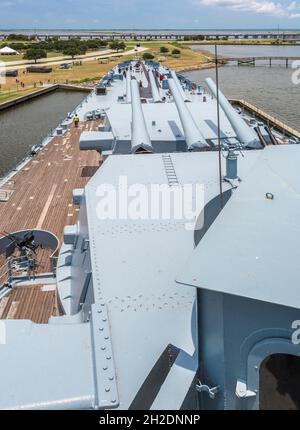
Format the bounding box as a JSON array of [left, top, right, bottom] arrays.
[[168, 78, 209, 151], [205, 78, 261, 149], [131, 79, 153, 153]]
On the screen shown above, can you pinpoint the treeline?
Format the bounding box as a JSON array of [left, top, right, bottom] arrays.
[[183, 35, 206, 41], [2, 38, 126, 53], [2, 38, 127, 62], [6, 33, 36, 41]]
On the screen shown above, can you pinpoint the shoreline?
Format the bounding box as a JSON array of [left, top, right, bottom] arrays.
[[173, 62, 215, 73], [181, 41, 299, 46], [0, 84, 90, 111]]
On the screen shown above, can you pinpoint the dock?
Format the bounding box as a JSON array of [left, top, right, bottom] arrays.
[[0, 119, 101, 322], [221, 56, 300, 67], [230, 98, 300, 138]]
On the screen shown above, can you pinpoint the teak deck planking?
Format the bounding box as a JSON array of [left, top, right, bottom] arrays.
[[0, 119, 102, 323]]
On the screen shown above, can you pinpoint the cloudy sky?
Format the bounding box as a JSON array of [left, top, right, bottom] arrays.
[[0, 0, 300, 29]]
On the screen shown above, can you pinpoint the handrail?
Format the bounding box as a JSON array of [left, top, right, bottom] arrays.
[[0, 256, 38, 289]]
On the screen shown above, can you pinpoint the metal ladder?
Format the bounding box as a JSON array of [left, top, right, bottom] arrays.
[[162, 154, 179, 187]]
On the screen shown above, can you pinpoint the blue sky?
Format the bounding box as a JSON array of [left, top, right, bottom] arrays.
[[0, 0, 300, 29]]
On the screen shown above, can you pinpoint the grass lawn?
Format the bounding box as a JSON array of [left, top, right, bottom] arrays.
[[136, 42, 214, 71], [0, 51, 74, 63], [0, 58, 122, 92], [0, 42, 213, 102], [0, 87, 42, 104], [0, 54, 24, 62]]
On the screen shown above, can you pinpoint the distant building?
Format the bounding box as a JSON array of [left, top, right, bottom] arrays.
[[0, 46, 19, 55]]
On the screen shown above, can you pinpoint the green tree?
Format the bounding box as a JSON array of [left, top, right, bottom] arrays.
[[109, 41, 126, 51], [160, 46, 169, 54], [63, 46, 83, 59], [7, 33, 29, 41], [142, 52, 155, 60], [171, 48, 181, 56], [117, 41, 126, 51], [24, 48, 47, 63]]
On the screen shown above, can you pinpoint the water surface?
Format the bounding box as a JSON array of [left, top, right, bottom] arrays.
[[0, 90, 86, 177], [185, 52, 300, 131], [191, 44, 300, 58]]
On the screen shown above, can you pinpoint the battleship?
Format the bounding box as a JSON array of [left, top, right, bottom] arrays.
[[0, 59, 299, 410]]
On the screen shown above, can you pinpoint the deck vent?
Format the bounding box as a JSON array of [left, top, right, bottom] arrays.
[[225, 144, 239, 181], [73, 189, 84, 206], [64, 224, 78, 246]]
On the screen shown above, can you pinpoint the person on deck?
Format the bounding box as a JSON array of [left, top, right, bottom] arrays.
[[73, 113, 80, 128]]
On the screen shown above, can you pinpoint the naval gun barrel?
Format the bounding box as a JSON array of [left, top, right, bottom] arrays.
[[205, 78, 261, 149], [149, 70, 161, 103], [130, 79, 153, 153], [170, 70, 190, 102], [126, 72, 132, 103], [168, 78, 209, 151]]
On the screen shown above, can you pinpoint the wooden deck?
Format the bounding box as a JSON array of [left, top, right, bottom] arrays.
[[0, 120, 101, 240], [0, 119, 101, 322], [0, 284, 58, 323]]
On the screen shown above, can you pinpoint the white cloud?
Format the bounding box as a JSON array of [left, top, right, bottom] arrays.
[[195, 0, 300, 18]]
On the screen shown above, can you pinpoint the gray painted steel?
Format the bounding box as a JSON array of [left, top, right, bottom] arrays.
[[170, 70, 190, 102], [149, 70, 162, 103], [126, 72, 132, 104], [1, 60, 300, 411], [80, 131, 114, 152], [168, 79, 209, 150], [205, 78, 261, 149], [177, 145, 300, 309], [130, 79, 153, 153]]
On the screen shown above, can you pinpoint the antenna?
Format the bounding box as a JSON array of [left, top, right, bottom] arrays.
[[215, 44, 224, 209]]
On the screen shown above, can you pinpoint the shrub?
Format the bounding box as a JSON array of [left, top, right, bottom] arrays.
[[160, 46, 169, 54], [142, 52, 155, 60]]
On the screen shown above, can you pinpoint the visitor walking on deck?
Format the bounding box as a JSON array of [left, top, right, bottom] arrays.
[[73, 113, 80, 128]]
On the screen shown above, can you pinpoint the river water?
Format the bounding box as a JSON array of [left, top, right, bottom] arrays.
[[186, 45, 300, 131], [0, 90, 87, 177], [191, 44, 300, 58]]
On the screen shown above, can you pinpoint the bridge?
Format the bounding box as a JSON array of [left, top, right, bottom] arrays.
[[0, 30, 300, 42], [219, 56, 300, 67]]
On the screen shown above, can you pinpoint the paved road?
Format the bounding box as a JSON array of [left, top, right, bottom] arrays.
[[3, 47, 147, 71]]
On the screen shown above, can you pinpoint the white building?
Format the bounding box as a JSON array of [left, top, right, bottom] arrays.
[[0, 46, 19, 55]]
